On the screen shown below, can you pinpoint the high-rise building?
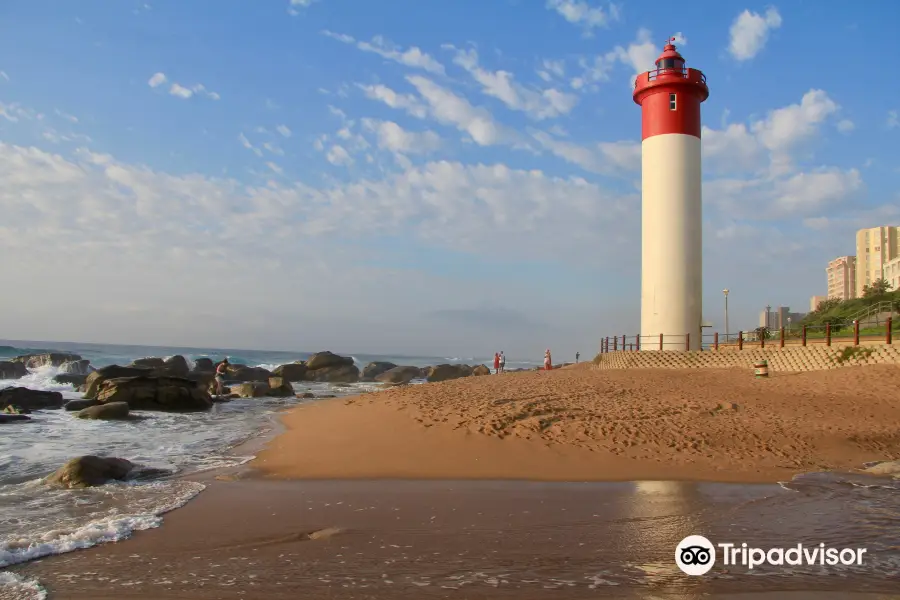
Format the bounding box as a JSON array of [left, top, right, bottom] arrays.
[[827, 256, 857, 301], [810, 295, 828, 311], [884, 256, 900, 293], [759, 306, 806, 329], [855, 226, 900, 296]]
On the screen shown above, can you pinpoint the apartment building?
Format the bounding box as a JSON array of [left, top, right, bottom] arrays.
[[759, 306, 806, 329], [810, 295, 828, 311], [855, 226, 900, 296], [884, 256, 900, 293], [826, 255, 857, 301]]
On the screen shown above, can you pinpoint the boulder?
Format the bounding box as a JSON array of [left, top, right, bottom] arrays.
[[374, 365, 423, 385], [13, 352, 82, 369], [227, 364, 273, 382], [65, 399, 100, 412], [131, 357, 165, 369], [162, 355, 190, 378], [83, 365, 154, 399], [192, 357, 215, 372], [863, 461, 900, 477], [272, 362, 308, 382], [268, 377, 295, 397], [0, 387, 65, 411], [59, 359, 93, 375], [305, 351, 353, 371], [297, 392, 315, 399], [54, 373, 88, 387], [0, 413, 31, 423], [305, 364, 360, 383], [0, 360, 28, 379], [426, 364, 474, 383], [77, 402, 131, 420], [231, 382, 271, 398], [96, 376, 213, 412], [472, 365, 491, 376], [45, 456, 133, 488], [362, 361, 397, 380]]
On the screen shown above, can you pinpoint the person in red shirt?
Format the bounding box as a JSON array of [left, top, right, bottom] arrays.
[[493, 352, 500, 374]]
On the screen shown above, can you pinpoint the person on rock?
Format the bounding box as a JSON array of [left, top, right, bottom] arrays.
[[493, 352, 501, 375], [214, 357, 229, 395]]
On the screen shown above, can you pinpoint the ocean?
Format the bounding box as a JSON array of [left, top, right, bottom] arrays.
[[0, 339, 538, 598]]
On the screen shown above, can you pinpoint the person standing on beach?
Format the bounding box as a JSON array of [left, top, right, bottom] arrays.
[[214, 357, 229, 395], [576, 352, 580, 363], [493, 352, 500, 374], [544, 349, 552, 371], [499, 351, 506, 373]]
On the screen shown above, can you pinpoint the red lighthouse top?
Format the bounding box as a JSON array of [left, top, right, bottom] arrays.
[[633, 38, 709, 140]]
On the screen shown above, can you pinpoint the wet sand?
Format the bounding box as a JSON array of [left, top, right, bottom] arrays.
[[14, 478, 900, 599], [256, 366, 900, 483]]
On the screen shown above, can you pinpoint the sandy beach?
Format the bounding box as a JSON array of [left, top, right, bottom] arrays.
[[10, 365, 900, 598], [256, 365, 900, 483]]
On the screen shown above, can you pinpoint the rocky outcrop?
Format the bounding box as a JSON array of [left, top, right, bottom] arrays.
[[131, 357, 165, 369], [305, 363, 360, 383], [374, 365, 423, 385], [65, 399, 100, 411], [192, 357, 214, 372], [59, 359, 93, 375], [13, 352, 82, 369], [0, 361, 28, 379], [130, 355, 190, 378], [472, 365, 491, 376], [83, 365, 154, 399], [426, 364, 474, 382], [0, 387, 65, 411], [272, 362, 308, 382], [54, 373, 88, 387], [45, 456, 133, 488], [305, 351, 353, 371], [362, 361, 397, 380], [268, 377, 295, 397], [0, 413, 31, 423], [226, 364, 273, 382], [96, 376, 213, 412], [77, 402, 131, 420], [230, 382, 271, 398]]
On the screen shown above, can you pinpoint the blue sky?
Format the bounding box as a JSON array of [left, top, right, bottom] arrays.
[[0, 0, 898, 357]]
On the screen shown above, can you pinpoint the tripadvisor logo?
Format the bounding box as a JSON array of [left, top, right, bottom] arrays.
[[675, 535, 868, 575]]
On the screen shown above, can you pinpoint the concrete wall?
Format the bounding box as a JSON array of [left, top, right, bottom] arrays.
[[595, 344, 900, 372]]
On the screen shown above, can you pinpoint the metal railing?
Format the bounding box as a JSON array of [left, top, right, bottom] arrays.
[[636, 67, 707, 87], [600, 317, 897, 353]]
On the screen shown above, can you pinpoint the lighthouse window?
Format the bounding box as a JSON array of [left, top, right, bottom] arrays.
[[669, 93, 677, 110]]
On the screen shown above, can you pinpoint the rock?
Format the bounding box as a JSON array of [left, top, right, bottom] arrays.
[[192, 357, 215, 372], [0, 387, 65, 411], [77, 402, 131, 420], [0, 413, 31, 423], [45, 456, 133, 488], [297, 392, 315, 398], [83, 365, 154, 399], [162, 355, 190, 378], [272, 362, 309, 382], [305, 351, 353, 371], [227, 364, 273, 382], [268, 377, 295, 397], [96, 376, 213, 412], [863, 460, 900, 477], [54, 373, 88, 387], [59, 359, 93, 375], [231, 382, 271, 398], [362, 361, 397, 380], [0, 360, 28, 379], [65, 399, 100, 411], [13, 352, 82, 369], [131, 357, 166, 369], [305, 364, 360, 383], [472, 365, 491, 376], [318, 394, 336, 398], [426, 364, 474, 383], [374, 366, 423, 385]]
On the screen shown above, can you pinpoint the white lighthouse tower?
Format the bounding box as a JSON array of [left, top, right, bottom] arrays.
[[633, 39, 709, 351]]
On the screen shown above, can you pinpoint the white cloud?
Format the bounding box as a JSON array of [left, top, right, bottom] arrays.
[[447, 46, 579, 120], [0, 102, 43, 123], [405, 75, 512, 146], [358, 83, 428, 119], [531, 130, 640, 174], [545, 0, 620, 35], [836, 119, 855, 134], [238, 133, 263, 157], [728, 7, 782, 61], [326, 144, 354, 166], [888, 110, 899, 130], [169, 83, 193, 99], [288, 0, 316, 16], [55, 109, 79, 123], [276, 124, 292, 138], [263, 142, 284, 156], [147, 72, 167, 88], [537, 59, 566, 83], [323, 31, 445, 74], [613, 28, 659, 78], [266, 161, 284, 175], [361, 119, 442, 155]]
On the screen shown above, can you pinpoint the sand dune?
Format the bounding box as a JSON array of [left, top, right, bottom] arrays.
[[255, 365, 900, 483]]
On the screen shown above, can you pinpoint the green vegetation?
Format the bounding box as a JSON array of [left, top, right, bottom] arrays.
[[799, 279, 900, 333], [835, 346, 874, 364]]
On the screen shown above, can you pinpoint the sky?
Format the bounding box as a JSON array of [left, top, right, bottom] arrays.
[[1, 0, 898, 358]]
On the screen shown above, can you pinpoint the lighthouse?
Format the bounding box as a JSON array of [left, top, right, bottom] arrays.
[[633, 38, 709, 351]]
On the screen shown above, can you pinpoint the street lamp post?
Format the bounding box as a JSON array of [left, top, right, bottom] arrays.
[[723, 289, 730, 342], [787, 316, 792, 334]]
